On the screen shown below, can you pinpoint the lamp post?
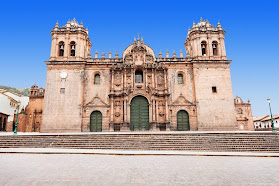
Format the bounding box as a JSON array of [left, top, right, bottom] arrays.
[[13, 101, 21, 134], [267, 98, 276, 132]]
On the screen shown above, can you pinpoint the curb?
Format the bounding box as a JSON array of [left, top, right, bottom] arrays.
[[1, 148, 279, 157]]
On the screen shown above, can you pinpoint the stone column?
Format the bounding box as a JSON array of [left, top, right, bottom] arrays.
[[132, 69, 134, 90], [124, 69, 127, 88], [208, 37, 212, 57], [124, 99, 127, 122], [164, 69, 167, 90], [51, 35, 56, 58], [149, 103, 152, 130], [110, 98, 114, 122], [156, 100, 159, 122], [111, 70, 114, 90], [152, 99, 155, 122], [165, 97, 169, 122], [65, 34, 69, 58], [152, 69, 155, 89], [127, 102, 130, 124], [77, 34, 81, 58], [154, 70, 157, 89], [220, 36, 226, 57]]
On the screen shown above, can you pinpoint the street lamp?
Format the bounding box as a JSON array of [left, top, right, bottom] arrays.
[[13, 101, 21, 134], [267, 98, 276, 132]]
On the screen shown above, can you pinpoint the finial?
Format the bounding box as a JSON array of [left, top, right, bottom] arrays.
[[134, 36, 136, 42], [101, 51, 105, 58], [166, 50, 169, 58], [137, 33, 140, 41], [159, 50, 162, 58], [55, 20, 59, 28], [115, 50, 119, 59], [173, 50, 176, 58], [109, 50, 112, 59], [95, 50, 98, 58], [200, 17, 203, 22], [180, 50, 183, 58], [80, 20, 83, 27], [217, 20, 221, 27], [141, 37, 144, 43], [73, 17, 76, 22]]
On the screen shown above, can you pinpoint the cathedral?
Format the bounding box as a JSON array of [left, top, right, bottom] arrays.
[[41, 18, 252, 132]]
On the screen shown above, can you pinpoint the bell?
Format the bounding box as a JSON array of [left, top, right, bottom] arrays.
[[71, 45, 75, 50], [60, 45, 64, 50], [213, 44, 216, 49]]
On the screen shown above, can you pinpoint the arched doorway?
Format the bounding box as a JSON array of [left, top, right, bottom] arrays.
[[177, 110, 190, 131], [90, 111, 102, 132], [130, 96, 149, 131]]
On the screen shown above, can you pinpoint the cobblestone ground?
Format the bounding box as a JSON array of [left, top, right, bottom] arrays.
[[0, 154, 279, 186]]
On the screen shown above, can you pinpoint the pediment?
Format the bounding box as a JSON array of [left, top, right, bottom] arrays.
[[85, 96, 108, 107], [172, 95, 193, 106]]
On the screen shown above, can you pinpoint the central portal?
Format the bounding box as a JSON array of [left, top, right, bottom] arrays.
[[130, 96, 149, 131]]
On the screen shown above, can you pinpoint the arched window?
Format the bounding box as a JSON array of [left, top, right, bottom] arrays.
[[178, 74, 183, 84], [94, 74, 100, 84], [212, 41, 218, 56], [59, 41, 64, 56], [201, 41, 207, 56], [238, 108, 242, 114], [70, 41, 76, 56], [135, 69, 143, 83]]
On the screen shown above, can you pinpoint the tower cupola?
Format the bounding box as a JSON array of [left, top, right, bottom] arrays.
[[185, 19, 227, 60], [49, 19, 92, 61]]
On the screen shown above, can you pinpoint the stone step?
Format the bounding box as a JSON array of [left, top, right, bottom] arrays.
[[0, 133, 278, 152]]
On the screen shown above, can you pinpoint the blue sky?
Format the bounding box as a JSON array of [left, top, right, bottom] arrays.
[[0, 0, 278, 116]]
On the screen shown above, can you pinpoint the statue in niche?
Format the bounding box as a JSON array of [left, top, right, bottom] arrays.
[[114, 72, 121, 87]]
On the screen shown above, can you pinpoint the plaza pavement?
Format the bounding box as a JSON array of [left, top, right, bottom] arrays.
[[0, 154, 279, 185]]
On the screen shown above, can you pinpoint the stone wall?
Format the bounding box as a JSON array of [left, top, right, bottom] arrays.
[[41, 64, 85, 132], [193, 62, 237, 130]]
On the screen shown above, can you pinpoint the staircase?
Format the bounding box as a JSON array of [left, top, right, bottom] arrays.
[[0, 132, 279, 152]]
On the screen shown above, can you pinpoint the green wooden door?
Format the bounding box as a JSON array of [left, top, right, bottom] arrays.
[[130, 96, 149, 131], [90, 111, 102, 132], [177, 110, 190, 131]]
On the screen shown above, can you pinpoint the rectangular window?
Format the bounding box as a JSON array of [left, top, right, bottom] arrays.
[[212, 86, 217, 93], [60, 88, 65, 94]]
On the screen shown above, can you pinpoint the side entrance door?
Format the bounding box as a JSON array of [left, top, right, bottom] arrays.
[[177, 110, 190, 131], [90, 111, 102, 132]]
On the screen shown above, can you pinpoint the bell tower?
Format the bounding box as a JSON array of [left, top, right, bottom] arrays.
[[185, 18, 226, 60], [49, 18, 92, 61], [184, 18, 237, 130]]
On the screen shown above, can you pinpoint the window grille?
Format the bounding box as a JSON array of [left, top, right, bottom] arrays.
[[178, 74, 183, 84], [94, 74, 100, 84]]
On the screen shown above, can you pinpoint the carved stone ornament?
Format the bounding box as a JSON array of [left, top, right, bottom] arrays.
[[159, 112, 165, 117], [115, 112, 120, 117]]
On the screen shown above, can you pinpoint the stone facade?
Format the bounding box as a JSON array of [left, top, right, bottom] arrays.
[[41, 18, 239, 132], [16, 85, 45, 132], [234, 96, 254, 130]]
